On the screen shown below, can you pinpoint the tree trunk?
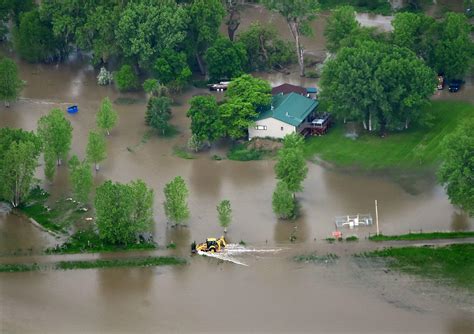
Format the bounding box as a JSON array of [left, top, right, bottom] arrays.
[[106, 129, 110, 136], [4, 101, 10, 108], [95, 162, 100, 172], [195, 53, 205, 76], [287, 20, 305, 76], [224, 227, 227, 234], [363, 120, 367, 130], [368, 113, 372, 132], [259, 35, 269, 62], [57, 158, 62, 166], [405, 118, 409, 129]]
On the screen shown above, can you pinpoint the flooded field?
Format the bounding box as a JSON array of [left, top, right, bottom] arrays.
[[1, 6, 474, 332]]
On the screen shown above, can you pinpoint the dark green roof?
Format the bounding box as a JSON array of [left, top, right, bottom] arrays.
[[257, 93, 319, 126]]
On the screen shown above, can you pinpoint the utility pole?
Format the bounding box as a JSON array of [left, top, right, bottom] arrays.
[[375, 200, 380, 236]]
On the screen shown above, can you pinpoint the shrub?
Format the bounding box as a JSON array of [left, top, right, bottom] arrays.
[[115, 65, 139, 91]]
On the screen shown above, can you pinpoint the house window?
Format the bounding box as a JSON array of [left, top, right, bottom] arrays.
[[280, 126, 284, 131], [255, 125, 267, 130]]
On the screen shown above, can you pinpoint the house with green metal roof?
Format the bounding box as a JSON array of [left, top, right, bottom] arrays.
[[248, 92, 319, 140]]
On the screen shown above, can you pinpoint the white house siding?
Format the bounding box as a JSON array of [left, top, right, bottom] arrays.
[[248, 118, 296, 140]]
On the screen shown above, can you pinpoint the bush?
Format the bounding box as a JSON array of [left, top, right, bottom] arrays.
[[115, 65, 139, 91], [97, 67, 113, 86]]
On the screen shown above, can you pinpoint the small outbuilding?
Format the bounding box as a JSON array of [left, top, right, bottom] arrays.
[[271, 83, 307, 96], [248, 92, 319, 140]]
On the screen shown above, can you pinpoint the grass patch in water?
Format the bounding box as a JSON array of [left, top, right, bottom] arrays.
[[369, 231, 474, 242], [362, 244, 474, 291], [227, 143, 269, 161], [303, 101, 474, 170], [114, 97, 144, 105], [294, 252, 339, 264], [0, 263, 41, 272], [318, 0, 392, 15], [46, 229, 157, 254], [56, 256, 186, 270], [19, 187, 86, 234], [345, 235, 359, 242], [173, 146, 195, 159]]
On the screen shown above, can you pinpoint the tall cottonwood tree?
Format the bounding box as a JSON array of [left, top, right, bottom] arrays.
[[0, 128, 42, 207], [68, 155, 93, 204], [0, 57, 23, 106], [96, 97, 118, 136], [37, 108, 73, 167], [163, 176, 190, 226], [263, 0, 319, 76], [86, 131, 106, 171]]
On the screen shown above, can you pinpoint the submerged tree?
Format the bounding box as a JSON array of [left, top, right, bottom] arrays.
[[37, 108, 73, 166], [68, 155, 93, 204], [274, 133, 308, 196], [324, 5, 359, 54], [263, 0, 319, 76], [438, 119, 474, 217], [86, 131, 106, 171], [145, 96, 172, 136], [0, 57, 23, 106], [96, 97, 118, 136], [217, 199, 232, 233], [272, 181, 296, 219], [95, 179, 154, 245], [0, 128, 42, 207], [163, 176, 190, 226], [187, 95, 223, 143]]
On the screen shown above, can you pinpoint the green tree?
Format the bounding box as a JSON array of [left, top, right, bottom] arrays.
[[116, 0, 187, 71], [187, 95, 224, 142], [153, 50, 192, 91], [96, 97, 118, 136], [324, 5, 359, 53], [163, 176, 190, 226], [320, 41, 436, 133], [44, 148, 56, 182], [274, 133, 308, 195], [392, 12, 437, 64], [188, 0, 226, 74], [205, 37, 247, 82], [68, 155, 93, 204], [272, 181, 296, 219], [86, 131, 106, 171], [238, 22, 295, 71], [0, 57, 23, 106], [115, 64, 138, 92], [95, 179, 154, 245], [225, 74, 272, 110], [263, 0, 319, 76], [217, 199, 232, 233], [438, 119, 474, 216], [145, 96, 172, 136], [219, 98, 255, 139], [0, 128, 42, 207], [14, 9, 57, 63], [37, 108, 73, 166], [434, 13, 473, 80]]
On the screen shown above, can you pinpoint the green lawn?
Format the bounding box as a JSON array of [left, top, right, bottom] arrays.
[[369, 231, 474, 241], [364, 244, 474, 291], [303, 101, 474, 169]]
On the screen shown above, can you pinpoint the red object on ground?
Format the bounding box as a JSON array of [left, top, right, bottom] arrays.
[[332, 231, 342, 239]]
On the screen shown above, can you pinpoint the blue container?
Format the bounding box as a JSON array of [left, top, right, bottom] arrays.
[[67, 105, 78, 114]]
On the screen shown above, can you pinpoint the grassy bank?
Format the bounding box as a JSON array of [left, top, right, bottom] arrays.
[[363, 244, 474, 291], [56, 256, 186, 270], [46, 229, 157, 254], [0, 256, 186, 273], [19, 187, 87, 234], [303, 101, 474, 170], [370, 231, 474, 241]]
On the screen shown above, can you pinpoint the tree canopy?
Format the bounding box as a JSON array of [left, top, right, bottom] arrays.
[[96, 97, 118, 136], [205, 37, 247, 82], [68, 155, 93, 204], [187, 95, 223, 142], [217, 199, 232, 232], [0, 57, 23, 105], [86, 130, 107, 171], [145, 96, 173, 136], [0, 128, 42, 207], [272, 181, 296, 219], [163, 176, 190, 225], [95, 179, 154, 245], [324, 5, 359, 54], [438, 119, 474, 216]]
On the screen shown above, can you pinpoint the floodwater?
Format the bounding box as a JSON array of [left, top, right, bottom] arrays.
[[1, 8, 474, 333]]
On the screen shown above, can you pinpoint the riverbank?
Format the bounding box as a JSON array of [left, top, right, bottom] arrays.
[[0, 256, 186, 272], [369, 231, 474, 241], [303, 101, 474, 170], [361, 243, 474, 292]]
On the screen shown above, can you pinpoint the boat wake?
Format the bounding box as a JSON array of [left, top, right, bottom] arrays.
[[197, 244, 283, 266]]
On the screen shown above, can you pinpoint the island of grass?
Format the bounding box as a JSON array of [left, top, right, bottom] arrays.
[[362, 244, 474, 291], [369, 231, 474, 241], [46, 229, 157, 254], [19, 186, 87, 234], [0, 256, 186, 273], [303, 101, 474, 170]]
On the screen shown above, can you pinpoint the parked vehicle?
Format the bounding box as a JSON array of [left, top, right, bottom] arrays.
[[448, 80, 463, 93]]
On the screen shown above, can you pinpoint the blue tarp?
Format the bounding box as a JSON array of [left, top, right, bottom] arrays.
[[67, 105, 78, 114], [306, 87, 318, 94]]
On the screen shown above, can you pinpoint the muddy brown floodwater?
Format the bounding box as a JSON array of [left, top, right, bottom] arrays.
[[1, 8, 474, 332]]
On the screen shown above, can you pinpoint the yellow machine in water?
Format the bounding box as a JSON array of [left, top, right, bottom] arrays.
[[191, 237, 226, 253]]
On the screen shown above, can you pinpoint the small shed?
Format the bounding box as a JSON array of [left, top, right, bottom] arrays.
[[271, 83, 307, 96]]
